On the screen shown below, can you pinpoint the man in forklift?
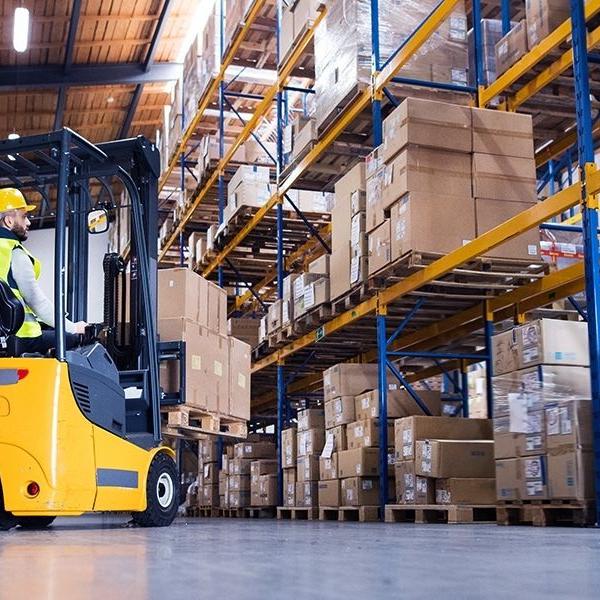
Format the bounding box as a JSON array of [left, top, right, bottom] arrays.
[[0, 188, 87, 354]]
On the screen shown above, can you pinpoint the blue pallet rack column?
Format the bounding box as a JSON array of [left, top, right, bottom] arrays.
[[376, 311, 389, 513], [472, 0, 484, 101], [483, 301, 494, 418], [370, 0, 383, 146], [501, 0, 511, 35], [570, 0, 600, 524], [217, 0, 226, 287], [461, 361, 469, 418]]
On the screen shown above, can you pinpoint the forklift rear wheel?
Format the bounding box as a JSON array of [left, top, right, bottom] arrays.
[[132, 452, 178, 527], [0, 511, 16, 531], [16, 516, 56, 529]]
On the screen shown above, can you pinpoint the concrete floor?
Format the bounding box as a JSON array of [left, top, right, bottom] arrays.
[[0, 515, 598, 599]]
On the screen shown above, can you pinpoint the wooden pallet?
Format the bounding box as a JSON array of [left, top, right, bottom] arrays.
[[162, 406, 248, 439], [317, 82, 369, 136], [496, 500, 596, 527], [319, 506, 379, 522], [385, 504, 497, 524], [245, 506, 277, 519], [196, 506, 220, 518], [329, 283, 372, 316], [218, 507, 247, 518], [277, 506, 319, 520]]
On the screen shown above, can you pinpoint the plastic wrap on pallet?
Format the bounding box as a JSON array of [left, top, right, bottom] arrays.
[[492, 367, 591, 424], [313, 0, 469, 129], [467, 19, 516, 86], [225, 0, 255, 53]]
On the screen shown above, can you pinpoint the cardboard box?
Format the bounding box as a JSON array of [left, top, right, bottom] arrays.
[[207, 281, 228, 334], [347, 419, 394, 449], [227, 317, 260, 347], [295, 481, 319, 507], [390, 194, 476, 262], [267, 299, 283, 334], [366, 167, 386, 233], [545, 400, 593, 451], [435, 478, 497, 505], [228, 336, 251, 420], [308, 254, 330, 276], [495, 458, 520, 501], [250, 459, 278, 480], [228, 475, 251, 492], [415, 440, 495, 478], [283, 468, 296, 506], [297, 428, 326, 457], [472, 153, 537, 203], [341, 477, 379, 506], [382, 97, 472, 163], [219, 472, 227, 495], [351, 190, 367, 216], [234, 441, 276, 460], [199, 462, 219, 486], [548, 448, 595, 501], [337, 448, 379, 478], [350, 254, 369, 287], [474, 198, 539, 261], [382, 147, 472, 211], [494, 412, 545, 458], [394, 460, 435, 504], [298, 408, 325, 432], [318, 480, 342, 507], [258, 474, 278, 506], [297, 455, 320, 482], [323, 364, 379, 402], [368, 219, 391, 276], [471, 107, 534, 159], [198, 439, 219, 462], [395, 416, 493, 461], [324, 396, 356, 428], [202, 484, 219, 506], [319, 454, 339, 480], [495, 20, 528, 76], [520, 454, 548, 499], [158, 268, 209, 326], [282, 428, 297, 468], [292, 118, 318, 159], [303, 277, 330, 312], [355, 389, 442, 421], [526, 0, 571, 48], [491, 320, 590, 377], [330, 245, 352, 301], [230, 458, 253, 476], [326, 426, 347, 452], [229, 490, 250, 508]]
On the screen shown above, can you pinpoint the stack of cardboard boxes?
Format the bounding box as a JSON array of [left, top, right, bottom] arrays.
[[198, 439, 220, 507], [394, 416, 496, 505], [282, 427, 298, 507], [296, 408, 326, 508], [158, 268, 251, 421], [280, 0, 322, 63], [492, 318, 595, 503], [221, 440, 277, 508], [493, 1, 571, 76]]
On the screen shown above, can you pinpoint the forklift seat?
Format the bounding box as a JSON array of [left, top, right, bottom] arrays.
[[0, 280, 24, 338]]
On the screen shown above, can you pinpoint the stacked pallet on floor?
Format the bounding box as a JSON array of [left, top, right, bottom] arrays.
[[385, 416, 497, 524], [492, 318, 596, 526]]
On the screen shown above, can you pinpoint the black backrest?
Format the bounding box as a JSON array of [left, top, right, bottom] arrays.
[[0, 280, 24, 337]]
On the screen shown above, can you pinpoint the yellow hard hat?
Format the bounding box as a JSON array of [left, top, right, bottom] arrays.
[[0, 188, 36, 213]]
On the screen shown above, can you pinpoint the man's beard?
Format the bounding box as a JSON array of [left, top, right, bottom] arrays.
[[12, 224, 28, 241]]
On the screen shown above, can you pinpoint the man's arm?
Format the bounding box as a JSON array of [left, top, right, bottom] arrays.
[[11, 248, 86, 334]]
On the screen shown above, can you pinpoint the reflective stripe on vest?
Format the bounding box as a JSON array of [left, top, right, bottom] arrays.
[[0, 237, 42, 338]]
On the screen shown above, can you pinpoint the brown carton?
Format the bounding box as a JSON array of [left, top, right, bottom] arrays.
[[548, 448, 595, 501], [282, 428, 297, 468], [295, 481, 319, 507], [234, 441, 276, 460], [207, 280, 227, 334], [382, 97, 472, 163], [308, 254, 330, 276], [324, 396, 356, 428], [283, 468, 296, 506], [382, 147, 472, 211], [366, 167, 386, 233], [415, 440, 495, 478], [472, 153, 537, 203], [545, 400, 593, 451], [337, 448, 379, 478], [227, 317, 260, 347], [228, 475, 251, 492], [199, 462, 218, 486], [519, 455, 548, 500], [368, 219, 392, 276], [318, 480, 342, 507], [229, 490, 251, 508], [230, 458, 253, 476], [390, 194, 476, 262], [355, 389, 442, 420], [298, 408, 325, 432], [297, 455, 320, 482], [202, 484, 219, 506], [330, 245, 352, 301], [394, 460, 435, 504], [474, 198, 540, 261], [198, 439, 219, 462], [228, 336, 251, 420], [341, 477, 379, 506], [323, 363, 379, 402], [259, 474, 278, 506], [347, 419, 395, 449], [395, 416, 493, 461], [526, 0, 571, 48], [320, 454, 339, 480], [435, 478, 497, 505], [250, 459, 278, 480], [297, 428, 326, 457], [495, 458, 520, 501], [158, 267, 209, 326], [495, 20, 528, 76], [471, 107, 534, 159]]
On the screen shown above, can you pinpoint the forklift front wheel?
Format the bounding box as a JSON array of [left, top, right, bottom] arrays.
[[132, 452, 179, 527]]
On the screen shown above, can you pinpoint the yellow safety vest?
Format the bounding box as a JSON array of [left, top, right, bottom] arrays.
[[0, 237, 42, 338]]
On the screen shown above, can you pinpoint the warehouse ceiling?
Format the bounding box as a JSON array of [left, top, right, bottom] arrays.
[[0, 0, 197, 144]]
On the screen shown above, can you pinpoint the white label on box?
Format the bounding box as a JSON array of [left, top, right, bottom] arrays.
[[299, 414, 307, 430], [416, 478, 428, 494], [436, 490, 450, 504], [282, 301, 289, 324], [361, 397, 370, 409], [364, 436, 371, 446], [350, 256, 360, 284], [403, 444, 412, 458], [508, 393, 528, 433], [559, 406, 573, 434], [245, 444, 252, 454], [169, 280, 175, 288], [522, 347, 539, 364], [204, 464, 210, 478], [294, 277, 305, 299], [362, 480, 373, 491], [356, 464, 362, 475], [528, 244, 538, 256], [283, 124, 293, 153], [526, 481, 543, 496], [214, 360, 223, 376], [304, 284, 315, 309], [395, 219, 406, 242], [405, 489, 415, 502], [351, 214, 362, 247], [526, 435, 543, 451], [355, 425, 364, 438], [388, 382, 398, 391], [321, 433, 334, 459], [403, 474, 413, 489], [304, 462, 310, 479], [334, 399, 343, 415], [238, 373, 246, 389], [403, 429, 412, 444], [191, 355, 202, 370], [525, 457, 542, 479], [525, 412, 543, 434], [346, 489, 354, 502], [546, 407, 560, 435], [370, 407, 377, 418]]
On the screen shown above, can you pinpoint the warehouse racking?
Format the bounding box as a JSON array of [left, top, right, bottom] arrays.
[[155, 0, 600, 519]]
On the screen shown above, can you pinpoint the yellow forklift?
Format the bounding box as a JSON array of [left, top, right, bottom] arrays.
[[0, 129, 179, 529]]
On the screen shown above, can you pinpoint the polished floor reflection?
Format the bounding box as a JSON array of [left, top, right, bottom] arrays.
[[0, 514, 598, 599]]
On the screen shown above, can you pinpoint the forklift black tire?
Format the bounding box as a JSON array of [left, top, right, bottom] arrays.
[[16, 516, 56, 529], [132, 452, 179, 527]]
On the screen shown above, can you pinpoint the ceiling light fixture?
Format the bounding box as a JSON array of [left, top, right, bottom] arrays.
[[13, 7, 30, 53]]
